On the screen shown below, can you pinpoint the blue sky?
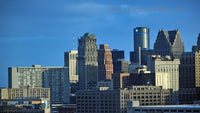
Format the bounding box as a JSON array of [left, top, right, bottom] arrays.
[[0, 0, 200, 87]]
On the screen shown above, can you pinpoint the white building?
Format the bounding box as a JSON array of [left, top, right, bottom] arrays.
[[8, 65, 69, 104], [64, 50, 79, 83], [147, 55, 180, 104]]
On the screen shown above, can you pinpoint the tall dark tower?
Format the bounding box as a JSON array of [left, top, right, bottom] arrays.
[[77, 33, 98, 90], [133, 27, 150, 64], [197, 34, 200, 50]]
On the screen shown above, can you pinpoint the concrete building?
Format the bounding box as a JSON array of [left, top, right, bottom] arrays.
[[133, 27, 150, 64], [77, 33, 98, 90], [76, 86, 173, 113], [0, 86, 50, 101], [120, 86, 173, 113], [64, 50, 79, 83], [147, 55, 180, 104], [127, 101, 200, 113], [8, 65, 69, 104], [76, 90, 120, 113], [154, 29, 185, 58], [98, 44, 113, 81]]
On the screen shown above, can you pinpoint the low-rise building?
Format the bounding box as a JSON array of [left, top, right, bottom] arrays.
[[76, 86, 173, 113], [127, 101, 200, 113], [0, 98, 50, 113]]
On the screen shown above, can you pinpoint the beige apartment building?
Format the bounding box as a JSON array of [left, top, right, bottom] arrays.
[[0, 86, 50, 101]]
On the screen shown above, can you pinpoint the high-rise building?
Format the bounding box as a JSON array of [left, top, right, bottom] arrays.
[[197, 34, 200, 50], [98, 44, 113, 81], [154, 29, 185, 58], [64, 50, 79, 83], [179, 52, 195, 89], [8, 65, 69, 104], [77, 33, 98, 90], [179, 52, 197, 104], [147, 55, 180, 104], [133, 27, 150, 64]]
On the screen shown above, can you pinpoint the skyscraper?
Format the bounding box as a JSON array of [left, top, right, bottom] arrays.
[[197, 34, 200, 50], [154, 29, 185, 58], [179, 52, 197, 104], [133, 27, 150, 64], [64, 50, 79, 83], [77, 33, 98, 90], [98, 44, 113, 81]]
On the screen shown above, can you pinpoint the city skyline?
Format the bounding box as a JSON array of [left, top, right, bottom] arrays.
[[1, 0, 200, 87]]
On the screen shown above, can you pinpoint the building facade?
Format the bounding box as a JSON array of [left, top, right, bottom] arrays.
[[64, 50, 79, 83], [98, 44, 113, 81], [0, 86, 50, 101], [147, 55, 180, 104], [120, 86, 173, 113], [179, 51, 200, 104], [77, 33, 98, 90], [76, 86, 173, 113], [8, 65, 69, 104], [154, 29, 185, 58], [76, 90, 120, 113]]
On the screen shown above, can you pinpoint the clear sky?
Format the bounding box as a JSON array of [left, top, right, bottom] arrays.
[[0, 0, 200, 87]]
